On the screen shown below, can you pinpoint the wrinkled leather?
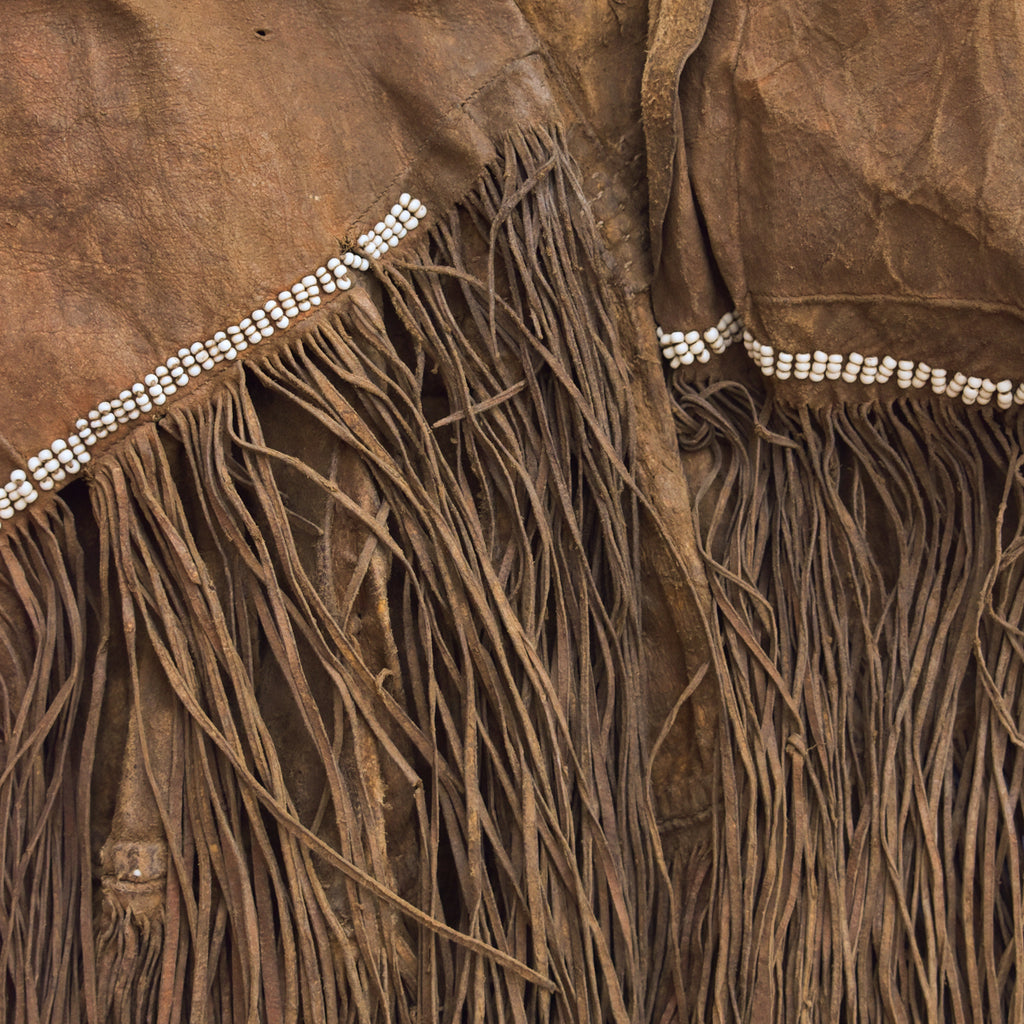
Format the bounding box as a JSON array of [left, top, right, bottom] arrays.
[[0, 0, 552, 479], [653, 0, 1024, 396]]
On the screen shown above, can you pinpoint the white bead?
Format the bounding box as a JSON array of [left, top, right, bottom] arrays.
[[997, 379, 1013, 394], [374, 221, 386, 233], [841, 370, 858, 383], [794, 364, 809, 380], [405, 217, 419, 230], [38, 479, 54, 491], [399, 192, 412, 206], [398, 210, 411, 224], [962, 386, 979, 404], [56, 450, 73, 465], [809, 370, 825, 382], [775, 368, 791, 381], [78, 450, 91, 464], [998, 392, 1014, 410], [27, 456, 40, 471], [384, 214, 397, 228], [301, 275, 317, 288], [979, 379, 996, 395], [967, 376, 982, 389]]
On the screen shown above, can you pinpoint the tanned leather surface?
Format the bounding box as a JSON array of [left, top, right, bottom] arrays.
[[655, 0, 1024, 400], [0, 0, 552, 478]]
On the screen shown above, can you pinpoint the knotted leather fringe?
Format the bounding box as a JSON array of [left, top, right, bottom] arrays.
[[0, 127, 675, 1023], [672, 378, 1024, 1022]]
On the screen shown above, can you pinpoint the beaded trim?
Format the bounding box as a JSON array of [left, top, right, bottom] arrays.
[[0, 193, 428, 528], [659, 312, 1024, 411]]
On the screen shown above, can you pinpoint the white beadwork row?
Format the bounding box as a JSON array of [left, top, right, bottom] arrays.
[[659, 312, 1024, 412], [358, 193, 426, 258], [0, 193, 428, 526], [656, 311, 742, 368]]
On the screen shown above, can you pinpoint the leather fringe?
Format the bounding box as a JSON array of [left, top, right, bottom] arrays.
[[671, 377, 1024, 1023], [0, 127, 676, 1023]]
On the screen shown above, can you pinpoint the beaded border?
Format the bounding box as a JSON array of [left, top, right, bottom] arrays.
[[0, 192, 428, 527], [659, 312, 1024, 411]]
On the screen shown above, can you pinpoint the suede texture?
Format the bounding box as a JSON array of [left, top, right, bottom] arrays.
[[653, 0, 1024, 400]]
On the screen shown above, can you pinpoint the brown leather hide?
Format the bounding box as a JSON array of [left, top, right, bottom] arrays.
[[655, 0, 1024, 394]]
